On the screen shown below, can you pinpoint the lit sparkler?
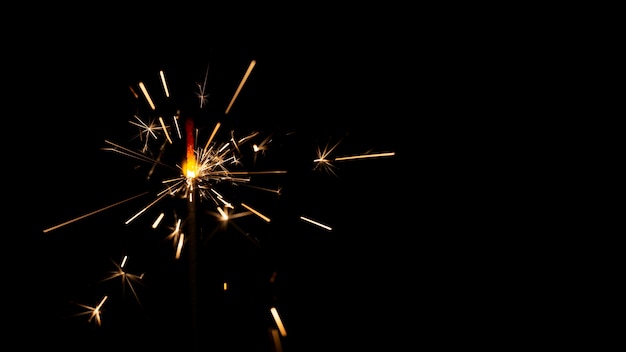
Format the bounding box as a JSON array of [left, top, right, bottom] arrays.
[[44, 58, 395, 344]]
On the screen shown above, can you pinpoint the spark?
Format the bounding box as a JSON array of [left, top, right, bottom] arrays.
[[203, 121, 221, 150], [128, 85, 138, 99], [335, 151, 396, 161], [196, 62, 210, 108], [129, 114, 165, 152], [152, 212, 165, 228], [73, 295, 108, 326], [313, 138, 395, 176], [270, 306, 287, 337], [165, 218, 185, 259], [100, 256, 145, 305], [313, 138, 344, 177], [125, 190, 173, 225], [43, 192, 149, 233], [158, 117, 173, 144], [138, 81, 156, 110], [203, 205, 256, 245], [300, 216, 332, 231], [241, 202, 271, 223], [225, 59, 256, 115], [159, 70, 170, 98]]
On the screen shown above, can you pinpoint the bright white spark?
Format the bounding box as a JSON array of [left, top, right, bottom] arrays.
[[300, 215, 332, 231], [138, 81, 156, 110], [159, 70, 170, 98]]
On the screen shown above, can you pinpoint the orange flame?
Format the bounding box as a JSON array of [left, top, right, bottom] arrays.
[[183, 117, 197, 178]]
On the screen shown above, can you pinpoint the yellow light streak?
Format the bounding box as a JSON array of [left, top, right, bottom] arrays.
[[43, 192, 149, 233], [334, 151, 395, 161], [217, 206, 229, 220], [138, 81, 156, 110], [159, 117, 173, 144], [204, 121, 221, 150], [159, 70, 170, 98], [175, 233, 184, 259], [300, 216, 332, 231], [270, 307, 287, 337], [128, 85, 138, 98], [152, 212, 165, 228], [241, 202, 271, 223], [270, 328, 283, 352], [125, 191, 171, 225], [225, 59, 256, 115]]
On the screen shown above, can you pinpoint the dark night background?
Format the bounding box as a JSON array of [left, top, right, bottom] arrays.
[[3, 7, 467, 352]]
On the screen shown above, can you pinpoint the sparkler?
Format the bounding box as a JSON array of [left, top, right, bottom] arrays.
[[43, 57, 395, 349]]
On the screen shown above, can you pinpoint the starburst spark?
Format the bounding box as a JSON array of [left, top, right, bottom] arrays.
[[100, 255, 145, 305], [196, 62, 210, 108], [73, 295, 108, 326]]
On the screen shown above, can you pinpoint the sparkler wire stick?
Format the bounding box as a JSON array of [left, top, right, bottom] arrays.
[[185, 116, 199, 351]]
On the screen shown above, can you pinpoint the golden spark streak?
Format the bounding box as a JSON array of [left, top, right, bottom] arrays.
[[334, 151, 396, 161], [300, 216, 332, 231], [174, 114, 182, 139], [270, 307, 287, 337], [152, 212, 165, 228], [159, 70, 170, 98], [241, 202, 271, 223], [175, 233, 184, 259], [270, 329, 283, 352], [242, 184, 282, 195], [224, 170, 287, 175], [138, 81, 156, 110], [43, 192, 149, 233], [76, 295, 108, 326], [159, 117, 173, 144], [91, 295, 108, 324], [128, 85, 138, 98], [217, 206, 228, 220], [125, 191, 172, 224], [225, 60, 256, 115], [204, 122, 221, 150]]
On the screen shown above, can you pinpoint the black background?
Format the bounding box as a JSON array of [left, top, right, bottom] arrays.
[[6, 7, 447, 352]]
